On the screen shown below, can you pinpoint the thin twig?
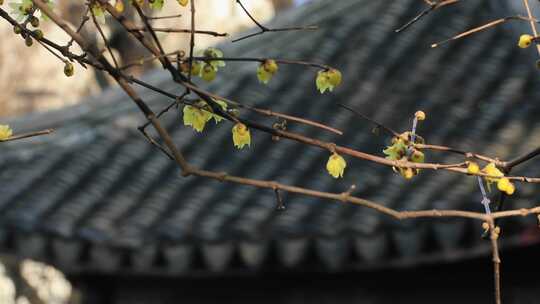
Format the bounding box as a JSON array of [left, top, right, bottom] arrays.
[[137, 126, 174, 160], [416, 143, 502, 166], [431, 16, 533, 48], [337, 103, 399, 137], [189, 56, 332, 70], [90, 5, 119, 69], [146, 13, 183, 20], [67, 9, 90, 48], [188, 0, 196, 81], [131, 26, 227, 37], [522, 0, 540, 56], [395, 0, 459, 33], [488, 219, 502, 304], [0, 129, 54, 142], [119, 50, 182, 70], [232, 0, 317, 42], [133, 3, 167, 57]]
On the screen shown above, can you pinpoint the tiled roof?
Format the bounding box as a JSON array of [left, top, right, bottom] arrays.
[[1, 0, 540, 276]]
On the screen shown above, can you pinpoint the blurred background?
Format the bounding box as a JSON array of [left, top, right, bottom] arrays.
[[0, 0, 305, 117]]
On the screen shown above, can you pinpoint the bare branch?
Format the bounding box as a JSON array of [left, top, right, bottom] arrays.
[[232, 0, 317, 42], [0, 129, 54, 143]]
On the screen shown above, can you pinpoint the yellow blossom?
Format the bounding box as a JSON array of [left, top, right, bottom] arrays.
[[410, 150, 425, 163], [257, 60, 278, 84], [149, 0, 164, 9], [497, 177, 515, 195], [481, 163, 515, 195], [232, 123, 251, 149], [482, 163, 504, 184], [316, 69, 342, 93], [401, 167, 414, 180], [383, 137, 407, 161], [0, 125, 13, 140], [518, 34, 534, 49], [91, 3, 106, 24], [326, 152, 346, 178], [467, 162, 479, 174], [190, 61, 203, 77], [505, 183, 515, 195], [115, 0, 124, 12], [178, 0, 189, 6], [201, 64, 217, 82], [183, 104, 212, 132], [203, 47, 225, 69], [415, 111, 426, 121]]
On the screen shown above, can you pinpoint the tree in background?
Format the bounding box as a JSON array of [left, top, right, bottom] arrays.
[[0, 0, 275, 116]]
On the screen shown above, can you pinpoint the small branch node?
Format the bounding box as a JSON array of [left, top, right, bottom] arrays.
[[217, 172, 228, 182], [274, 188, 286, 211]]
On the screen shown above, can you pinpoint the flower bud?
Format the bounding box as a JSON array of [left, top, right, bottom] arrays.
[[33, 29, 43, 40], [30, 16, 39, 27], [415, 111, 426, 121], [25, 36, 33, 47], [518, 34, 534, 49], [64, 62, 74, 77]]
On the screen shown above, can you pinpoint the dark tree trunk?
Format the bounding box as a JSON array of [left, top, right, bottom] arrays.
[[271, 0, 293, 11]]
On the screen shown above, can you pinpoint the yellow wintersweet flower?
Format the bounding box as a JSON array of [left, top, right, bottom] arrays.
[[410, 150, 425, 163], [467, 162, 479, 174], [401, 167, 414, 180], [115, 0, 124, 12], [326, 152, 346, 178], [183, 104, 212, 132], [328, 69, 342, 86], [190, 61, 203, 77], [178, 0, 189, 6], [201, 64, 217, 82], [497, 177, 515, 196], [0, 125, 13, 140], [203, 47, 225, 69], [481, 163, 515, 195], [316, 69, 342, 93], [257, 59, 279, 84], [91, 2, 106, 24], [383, 137, 407, 161], [232, 123, 251, 149], [518, 34, 534, 49], [149, 0, 164, 10], [415, 111, 426, 121], [482, 163, 504, 184]]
